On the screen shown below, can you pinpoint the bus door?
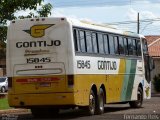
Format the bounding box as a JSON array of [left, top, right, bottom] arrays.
[[142, 39, 151, 83]]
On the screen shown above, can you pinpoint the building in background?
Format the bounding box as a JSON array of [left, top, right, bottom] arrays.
[[0, 59, 6, 76], [0, 41, 6, 76], [145, 35, 160, 93]]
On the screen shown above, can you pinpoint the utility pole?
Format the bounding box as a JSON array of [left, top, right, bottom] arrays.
[[137, 12, 140, 34]]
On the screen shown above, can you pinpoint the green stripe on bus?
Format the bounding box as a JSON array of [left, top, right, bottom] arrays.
[[125, 60, 137, 100], [121, 60, 131, 101], [120, 59, 137, 101]]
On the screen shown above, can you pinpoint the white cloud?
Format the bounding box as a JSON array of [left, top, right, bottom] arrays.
[[141, 11, 157, 19], [51, 8, 95, 22], [126, 8, 160, 26], [140, 10, 160, 27], [126, 8, 138, 21], [51, 8, 66, 17], [126, 8, 157, 21]]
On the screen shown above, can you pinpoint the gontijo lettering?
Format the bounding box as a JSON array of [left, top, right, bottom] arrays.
[[16, 40, 61, 48], [98, 60, 117, 70]]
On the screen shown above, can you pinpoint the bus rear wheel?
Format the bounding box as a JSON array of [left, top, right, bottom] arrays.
[[129, 87, 143, 108], [85, 89, 96, 115], [96, 88, 105, 114]]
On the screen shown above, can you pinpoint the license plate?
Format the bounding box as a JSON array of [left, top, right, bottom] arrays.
[[39, 82, 51, 87]]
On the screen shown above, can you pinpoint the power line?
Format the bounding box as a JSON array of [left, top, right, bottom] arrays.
[[107, 18, 160, 25], [104, 18, 160, 34]]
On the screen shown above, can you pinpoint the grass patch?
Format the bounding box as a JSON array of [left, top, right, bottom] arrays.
[[0, 97, 10, 110]]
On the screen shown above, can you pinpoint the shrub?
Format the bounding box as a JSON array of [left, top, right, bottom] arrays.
[[153, 74, 160, 92]]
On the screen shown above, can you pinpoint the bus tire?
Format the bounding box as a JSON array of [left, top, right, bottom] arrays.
[[129, 87, 143, 108], [85, 89, 96, 115], [96, 88, 105, 114]]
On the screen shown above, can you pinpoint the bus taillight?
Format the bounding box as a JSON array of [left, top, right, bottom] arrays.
[[67, 75, 74, 87]]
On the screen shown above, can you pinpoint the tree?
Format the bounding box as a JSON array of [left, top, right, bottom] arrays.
[[0, 0, 53, 58]]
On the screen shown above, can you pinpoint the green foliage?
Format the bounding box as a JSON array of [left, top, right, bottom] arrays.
[[0, 48, 6, 59], [0, 26, 7, 43], [18, 3, 53, 19], [0, 97, 10, 110], [37, 3, 53, 17], [0, 0, 53, 42], [0, 0, 43, 24], [153, 74, 160, 92]]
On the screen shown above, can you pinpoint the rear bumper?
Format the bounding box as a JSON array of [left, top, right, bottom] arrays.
[[8, 92, 75, 107]]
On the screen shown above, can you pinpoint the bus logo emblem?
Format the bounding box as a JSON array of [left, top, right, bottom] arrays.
[[24, 24, 54, 38]]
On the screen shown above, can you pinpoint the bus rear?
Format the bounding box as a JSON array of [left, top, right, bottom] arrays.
[[7, 18, 75, 108]]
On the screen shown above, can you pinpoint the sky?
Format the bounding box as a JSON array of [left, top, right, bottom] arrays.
[[43, 0, 160, 35]]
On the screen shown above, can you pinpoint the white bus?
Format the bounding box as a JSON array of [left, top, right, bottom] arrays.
[[7, 17, 153, 117]]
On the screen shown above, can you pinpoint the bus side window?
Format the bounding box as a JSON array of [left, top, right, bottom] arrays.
[[142, 39, 148, 55], [137, 40, 142, 56], [73, 29, 81, 52], [119, 36, 125, 55], [92, 33, 98, 53], [124, 38, 128, 55], [85, 31, 93, 53], [98, 33, 105, 54], [103, 34, 109, 54], [132, 39, 137, 55], [128, 38, 133, 55], [109, 35, 115, 54], [79, 30, 86, 53], [114, 36, 119, 55]]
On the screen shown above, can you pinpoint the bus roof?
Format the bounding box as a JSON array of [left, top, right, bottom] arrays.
[[67, 17, 143, 38], [10, 17, 144, 38]]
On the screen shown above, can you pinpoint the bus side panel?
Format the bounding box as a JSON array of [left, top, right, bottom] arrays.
[[74, 74, 106, 106], [115, 59, 126, 102], [73, 56, 145, 104]]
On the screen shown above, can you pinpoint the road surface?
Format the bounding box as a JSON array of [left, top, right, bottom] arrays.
[[0, 94, 160, 120]]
